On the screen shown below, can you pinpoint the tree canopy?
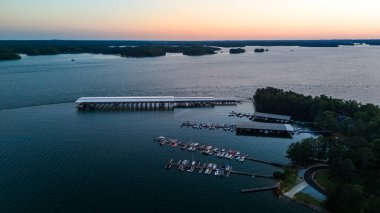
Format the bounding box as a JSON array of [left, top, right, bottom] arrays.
[[254, 87, 380, 212]]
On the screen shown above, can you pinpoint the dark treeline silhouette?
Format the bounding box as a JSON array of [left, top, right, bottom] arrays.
[[253, 87, 360, 121], [254, 48, 267, 53], [229, 48, 245, 54], [0, 45, 21, 60], [0, 41, 222, 60], [1, 39, 380, 60], [253, 87, 380, 212]]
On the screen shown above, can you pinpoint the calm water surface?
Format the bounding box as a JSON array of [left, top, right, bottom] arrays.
[[1, 46, 379, 212]]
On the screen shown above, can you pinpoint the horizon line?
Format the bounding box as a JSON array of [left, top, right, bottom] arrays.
[[1, 38, 380, 41]]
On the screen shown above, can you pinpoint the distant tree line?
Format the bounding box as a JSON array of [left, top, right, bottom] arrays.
[[253, 87, 380, 212], [0, 41, 222, 60], [1, 39, 380, 60]]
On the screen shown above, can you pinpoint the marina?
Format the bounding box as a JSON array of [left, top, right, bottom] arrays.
[[181, 121, 236, 132], [165, 159, 274, 179], [250, 112, 292, 123], [75, 96, 240, 111], [2, 40, 379, 212], [229, 111, 292, 123], [155, 136, 285, 167]]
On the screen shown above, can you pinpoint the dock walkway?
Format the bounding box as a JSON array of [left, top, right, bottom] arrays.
[[166, 160, 273, 179], [245, 157, 285, 168], [241, 185, 279, 193], [76, 96, 240, 111], [284, 181, 308, 198]]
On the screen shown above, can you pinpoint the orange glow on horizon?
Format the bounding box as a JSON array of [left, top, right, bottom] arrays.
[[1, 0, 380, 40]]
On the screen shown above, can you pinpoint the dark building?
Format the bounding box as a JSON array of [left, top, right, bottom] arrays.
[[251, 112, 291, 123], [236, 122, 294, 137]]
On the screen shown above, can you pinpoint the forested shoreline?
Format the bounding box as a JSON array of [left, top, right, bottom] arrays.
[[0, 41, 222, 60], [1, 39, 380, 60], [254, 87, 380, 212]]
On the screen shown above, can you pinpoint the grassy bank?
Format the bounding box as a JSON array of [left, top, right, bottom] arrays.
[[314, 170, 332, 190], [294, 192, 324, 208], [281, 167, 299, 191]]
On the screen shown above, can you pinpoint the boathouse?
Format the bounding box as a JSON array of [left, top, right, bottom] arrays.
[[236, 122, 294, 137], [75, 96, 240, 111], [251, 112, 291, 123]]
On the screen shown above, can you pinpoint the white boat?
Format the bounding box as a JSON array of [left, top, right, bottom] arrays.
[[214, 169, 220, 176], [205, 168, 210, 174]]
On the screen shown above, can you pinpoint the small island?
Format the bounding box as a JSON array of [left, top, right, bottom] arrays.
[[254, 48, 268, 53], [182, 46, 220, 56], [229, 48, 246, 54]]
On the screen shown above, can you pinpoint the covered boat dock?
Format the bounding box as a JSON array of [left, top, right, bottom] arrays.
[[75, 96, 240, 111], [251, 112, 292, 123], [236, 122, 294, 137]]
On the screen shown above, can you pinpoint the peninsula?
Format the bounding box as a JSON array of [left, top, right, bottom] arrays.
[[254, 87, 380, 212]]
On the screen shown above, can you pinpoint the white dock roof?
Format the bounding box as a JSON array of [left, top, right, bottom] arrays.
[[174, 97, 215, 102], [253, 112, 291, 121], [76, 96, 240, 104], [236, 122, 294, 132], [76, 96, 175, 103]]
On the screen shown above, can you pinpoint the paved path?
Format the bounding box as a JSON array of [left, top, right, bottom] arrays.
[[304, 165, 329, 196], [284, 181, 308, 198]]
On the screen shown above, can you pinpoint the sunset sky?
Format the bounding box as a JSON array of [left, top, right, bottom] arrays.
[[1, 0, 380, 40]]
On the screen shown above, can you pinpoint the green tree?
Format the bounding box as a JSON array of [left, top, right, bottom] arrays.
[[337, 184, 364, 213]]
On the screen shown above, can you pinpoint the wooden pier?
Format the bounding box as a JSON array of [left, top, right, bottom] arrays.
[[76, 96, 240, 111], [297, 130, 332, 135], [165, 160, 273, 179], [245, 157, 285, 168], [230, 170, 273, 179], [241, 185, 280, 193]]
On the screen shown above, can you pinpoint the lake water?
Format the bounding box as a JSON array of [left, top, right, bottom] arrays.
[[1, 46, 379, 212]]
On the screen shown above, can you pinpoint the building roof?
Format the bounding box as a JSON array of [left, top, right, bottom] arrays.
[[214, 97, 241, 102], [76, 96, 175, 103], [236, 122, 294, 132], [253, 112, 291, 121], [174, 97, 215, 102], [76, 96, 240, 104]]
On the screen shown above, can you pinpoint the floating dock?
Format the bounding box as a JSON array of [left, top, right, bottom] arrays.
[[155, 136, 284, 168], [165, 159, 273, 179], [181, 121, 236, 132], [241, 185, 280, 193], [251, 112, 291, 123], [229, 111, 291, 123], [245, 157, 285, 168], [75, 96, 240, 111]]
